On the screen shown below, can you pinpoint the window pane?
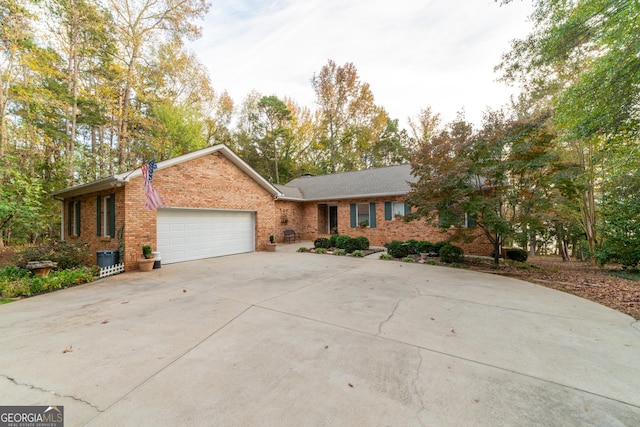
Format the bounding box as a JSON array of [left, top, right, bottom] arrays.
[[357, 203, 369, 225], [392, 202, 405, 216]]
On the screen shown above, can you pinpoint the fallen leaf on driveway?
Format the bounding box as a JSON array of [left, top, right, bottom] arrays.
[[101, 320, 109, 324], [121, 301, 129, 304], [348, 383, 354, 388], [451, 328, 456, 334], [63, 345, 73, 353]]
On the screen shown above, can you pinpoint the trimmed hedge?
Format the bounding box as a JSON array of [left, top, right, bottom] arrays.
[[433, 241, 450, 254], [314, 237, 331, 249], [415, 240, 435, 255], [329, 234, 340, 248], [387, 240, 410, 259], [343, 237, 360, 254], [439, 244, 464, 264], [354, 236, 370, 250], [506, 248, 528, 262], [335, 235, 352, 250]]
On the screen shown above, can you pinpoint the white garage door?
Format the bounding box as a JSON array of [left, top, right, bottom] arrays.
[[157, 208, 255, 264]]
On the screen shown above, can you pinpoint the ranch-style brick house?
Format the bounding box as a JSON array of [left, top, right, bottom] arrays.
[[52, 144, 491, 271]]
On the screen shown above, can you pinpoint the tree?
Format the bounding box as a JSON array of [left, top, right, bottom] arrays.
[[0, 0, 34, 157], [499, 0, 640, 263], [256, 95, 293, 184], [597, 138, 640, 268], [311, 59, 382, 172], [105, 0, 209, 169], [408, 109, 558, 264], [0, 155, 45, 247], [47, 0, 115, 182]]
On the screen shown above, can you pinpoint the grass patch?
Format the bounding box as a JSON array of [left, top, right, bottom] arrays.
[[609, 270, 640, 281]]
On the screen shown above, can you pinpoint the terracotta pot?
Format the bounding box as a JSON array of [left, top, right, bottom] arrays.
[[265, 243, 277, 252], [138, 258, 155, 271]]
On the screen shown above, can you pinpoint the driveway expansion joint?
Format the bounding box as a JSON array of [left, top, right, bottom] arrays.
[[255, 305, 640, 410]]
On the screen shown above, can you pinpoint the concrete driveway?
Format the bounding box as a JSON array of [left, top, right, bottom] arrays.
[[1, 247, 639, 426]]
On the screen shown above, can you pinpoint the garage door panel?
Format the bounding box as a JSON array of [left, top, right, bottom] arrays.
[[157, 209, 255, 264]]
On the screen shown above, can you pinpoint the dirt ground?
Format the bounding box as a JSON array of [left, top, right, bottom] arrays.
[[2, 247, 639, 319]]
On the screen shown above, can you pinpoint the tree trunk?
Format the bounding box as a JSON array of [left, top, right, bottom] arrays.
[[0, 71, 8, 157], [528, 232, 536, 258], [492, 235, 501, 265]]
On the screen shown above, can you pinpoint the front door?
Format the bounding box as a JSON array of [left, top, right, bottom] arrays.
[[329, 205, 338, 234]]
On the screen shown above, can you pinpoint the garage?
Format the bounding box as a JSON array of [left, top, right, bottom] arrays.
[[157, 208, 255, 264]]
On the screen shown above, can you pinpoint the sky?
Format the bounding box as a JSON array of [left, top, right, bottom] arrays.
[[187, 0, 534, 127]]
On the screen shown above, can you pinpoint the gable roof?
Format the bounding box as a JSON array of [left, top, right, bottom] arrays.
[[276, 164, 416, 201], [52, 145, 284, 199]]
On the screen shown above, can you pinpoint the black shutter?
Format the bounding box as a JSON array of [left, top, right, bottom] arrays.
[[369, 203, 376, 228], [68, 202, 73, 236], [384, 202, 392, 220], [75, 201, 81, 236], [109, 194, 116, 237], [97, 196, 102, 236], [350, 204, 356, 228]]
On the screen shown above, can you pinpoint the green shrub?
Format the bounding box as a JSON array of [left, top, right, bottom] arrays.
[[16, 241, 93, 270], [333, 249, 346, 256], [343, 237, 360, 253], [0, 266, 31, 281], [405, 239, 420, 255], [314, 237, 331, 249], [354, 236, 370, 250], [335, 235, 351, 250], [433, 241, 450, 254], [329, 234, 340, 248], [402, 257, 415, 263], [315, 248, 328, 254], [297, 247, 309, 252], [505, 248, 528, 262], [439, 244, 464, 264], [352, 250, 364, 257], [379, 253, 393, 260], [387, 240, 410, 258], [415, 240, 434, 255], [0, 266, 98, 298]]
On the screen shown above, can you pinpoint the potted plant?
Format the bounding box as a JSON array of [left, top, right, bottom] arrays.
[[138, 245, 155, 271], [266, 234, 277, 252], [359, 220, 368, 228]]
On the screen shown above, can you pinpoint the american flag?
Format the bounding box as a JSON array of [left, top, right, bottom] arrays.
[[141, 159, 163, 210]]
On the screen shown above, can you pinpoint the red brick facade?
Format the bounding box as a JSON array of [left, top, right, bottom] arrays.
[[62, 151, 278, 271], [275, 196, 493, 256], [60, 148, 491, 272]]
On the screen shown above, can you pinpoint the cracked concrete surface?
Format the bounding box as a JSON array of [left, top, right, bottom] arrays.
[[1, 247, 639, 426]]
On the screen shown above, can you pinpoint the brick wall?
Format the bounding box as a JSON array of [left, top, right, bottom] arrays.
[[287, 196, 493, 256], [122, 152, 278, 270], [62, 187, 126, 266]]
